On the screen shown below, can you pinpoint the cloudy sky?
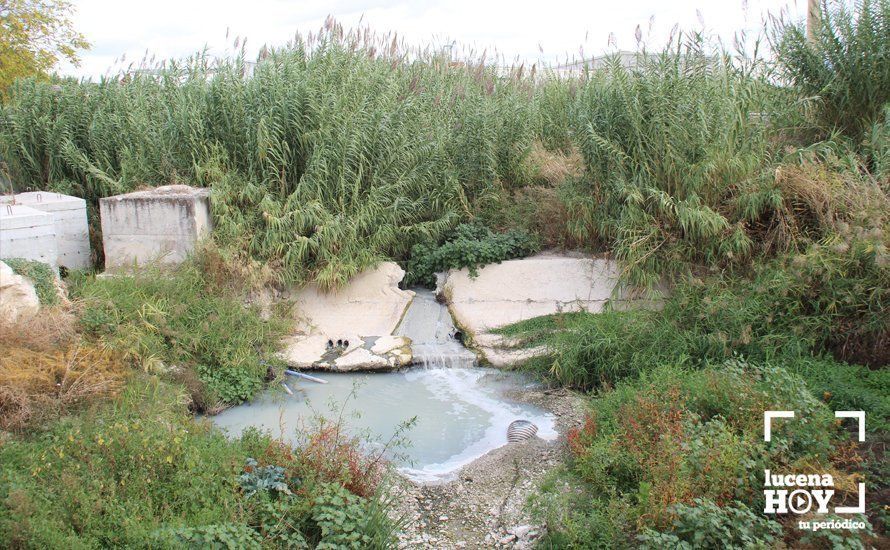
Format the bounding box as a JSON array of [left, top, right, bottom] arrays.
[[59, 0, 820, 79]]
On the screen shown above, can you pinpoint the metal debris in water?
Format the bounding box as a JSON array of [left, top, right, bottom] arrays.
[[507, 419, 538, 442]]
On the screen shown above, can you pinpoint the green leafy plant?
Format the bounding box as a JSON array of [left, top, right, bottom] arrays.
[[638, 499, 782, 550], [404, 222, 539, 287], [71, 260, 291, 406], [4, 258, 58, 306], [151, 523, 264, 549], [238, 458, 294, 498], [311, 482, 394, 549], [771, 0, 890, 146]]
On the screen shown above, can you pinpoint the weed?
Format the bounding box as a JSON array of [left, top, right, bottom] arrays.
[[0, 343, 127, 431], [4, 258, 59, 306], [404, 223, 538, 287], [71, 261, 291, 406]]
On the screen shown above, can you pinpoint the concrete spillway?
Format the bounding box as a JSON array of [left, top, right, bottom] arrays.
[[396, 288, 477, 369], [211, 289, 555, 482]]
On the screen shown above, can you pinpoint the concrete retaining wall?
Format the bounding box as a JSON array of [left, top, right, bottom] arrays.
[[99, 185, 211, 269], [279, 262, 414, 371], [441, 255, 625, 366]]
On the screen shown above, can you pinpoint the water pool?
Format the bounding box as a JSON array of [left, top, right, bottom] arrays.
[[210, 366, 557, 482]]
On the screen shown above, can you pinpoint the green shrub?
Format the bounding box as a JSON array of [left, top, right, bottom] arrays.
[[4, 258, 58, 306], [784, 356, 890, 433], [151, 523, 265, 549], [71, 262, 291, 406], [0, 376, 399, 548], [0, 378, 254, 547], [771, 0, 890, 146], [547, 361, 846, 545], [312, 483, 395, 549], [404, 223, 539, 287], [638, 499, 782, 550]]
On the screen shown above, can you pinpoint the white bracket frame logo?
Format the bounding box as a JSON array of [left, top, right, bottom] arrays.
[[763, 410, 866, 514]]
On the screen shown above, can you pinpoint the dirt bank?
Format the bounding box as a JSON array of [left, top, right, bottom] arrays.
[[387, 386, 586, 548]]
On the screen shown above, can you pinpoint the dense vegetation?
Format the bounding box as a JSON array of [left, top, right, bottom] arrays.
[[0, 378, 399, 548], [3, 9, 883, 291], [72, 251, 292, 409], [530, 360, 876, 548], [0, 0, 887, 548], [404, 223, 539, 287], [5, 258, 60, 306]]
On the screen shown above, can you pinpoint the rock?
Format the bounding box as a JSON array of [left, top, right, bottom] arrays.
[[499, 533, 518, 545], [510, 525, 533, 538], [279, 262, 415, 370], [370, 334, 409, 355], [0, 260, 40, 323], [333, 347, 390, 371]]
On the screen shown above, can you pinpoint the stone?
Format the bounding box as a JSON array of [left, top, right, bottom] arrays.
[[0, 260, 40, 323], [0, 203, 58, 267], [370, 334, 410, 355], [279, 262, 415, 371], [333, 347, 390, 371], [99, 185, 211, 269], [4, 192, 90, 269], [499, 534, 518, 545], [441, 254, 623, 365], [510, 525, 533, 538]]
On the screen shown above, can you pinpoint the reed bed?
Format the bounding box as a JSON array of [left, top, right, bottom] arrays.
[[1, 7, 886, 289]]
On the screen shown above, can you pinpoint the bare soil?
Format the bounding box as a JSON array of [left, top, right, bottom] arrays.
[[386, 386, 586, 548]]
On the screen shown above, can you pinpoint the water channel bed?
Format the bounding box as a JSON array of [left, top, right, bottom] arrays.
[[211, 366, 557, 482]]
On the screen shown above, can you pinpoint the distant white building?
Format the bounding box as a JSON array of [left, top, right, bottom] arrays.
[[552, 50, 722, 78]]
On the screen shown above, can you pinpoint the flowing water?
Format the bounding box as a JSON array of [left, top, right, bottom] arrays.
[[211, 289, 556, 482]]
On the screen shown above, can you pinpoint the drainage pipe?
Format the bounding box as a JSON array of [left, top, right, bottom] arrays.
[[284, 369, 328, 384]]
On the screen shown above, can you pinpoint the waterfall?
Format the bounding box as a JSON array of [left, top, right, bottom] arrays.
[[396, 288, 477, 369]]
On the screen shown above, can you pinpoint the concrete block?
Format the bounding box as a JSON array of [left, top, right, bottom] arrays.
[[5, 192, 91, 269], [442, 255, 623, 366], [99, 185, 211, 269], [279, 262, 415, 370], [0, 203, 58, 266]]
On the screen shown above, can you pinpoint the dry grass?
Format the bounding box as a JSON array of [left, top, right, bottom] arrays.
[[525, 141, 584, 186], [0, 306, 78, 353], [0, 343, 128, 431], [767, 162, 889, 254]]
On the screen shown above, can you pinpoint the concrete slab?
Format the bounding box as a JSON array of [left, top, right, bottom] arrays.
[[279, 262, 415, 371], [441, 255, 624, 366], [99, 185, 211, 269], [0, 203, 58, 267], [5, 192, 90, 269]]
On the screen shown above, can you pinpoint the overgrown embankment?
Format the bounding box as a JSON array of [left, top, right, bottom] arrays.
[[0, 1, 887, 548]]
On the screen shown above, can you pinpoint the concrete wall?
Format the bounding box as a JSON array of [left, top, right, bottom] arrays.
[[99, 185, 211, 269], [4, 192, 91, 269], [0, 203, 58, 266]]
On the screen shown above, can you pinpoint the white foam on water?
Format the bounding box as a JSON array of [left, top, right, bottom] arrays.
[[210, 366, 556, 483], [211, 286, 555, 483], [397, 367, 557, 482]]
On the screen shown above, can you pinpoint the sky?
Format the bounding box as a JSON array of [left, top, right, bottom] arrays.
[[58, 0, 820, 79]]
